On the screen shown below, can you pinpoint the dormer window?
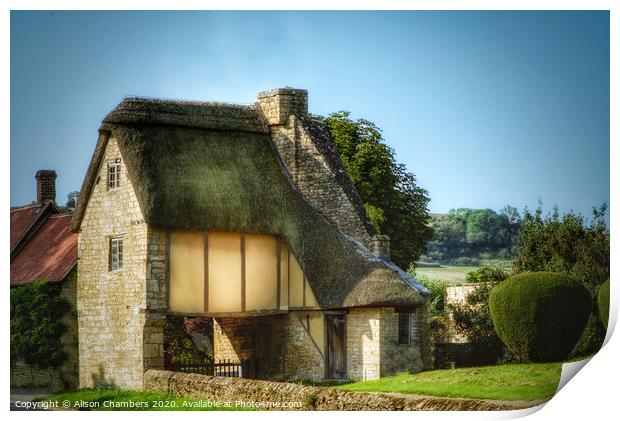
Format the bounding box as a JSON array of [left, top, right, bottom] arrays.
[[108, 160, 121, 190]]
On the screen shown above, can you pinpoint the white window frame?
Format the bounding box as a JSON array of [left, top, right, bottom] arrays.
[[110, 237, 124, 271], [107, 159, 121, 190]]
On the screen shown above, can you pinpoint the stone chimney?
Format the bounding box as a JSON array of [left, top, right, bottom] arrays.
[[256, 88, 308, 126], [371, 235, 391, 260], [35, 170, 57, 204]]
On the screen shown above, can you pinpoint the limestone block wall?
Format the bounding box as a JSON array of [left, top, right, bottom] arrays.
[[143, 226, 167, 372], [213, 312, 323, 381], [282, 313, 324, 381], [10, 269, 79, 391], [77, 136, 149, 389], [347, 306, 430, 381], [347, 308, 382, 380], [379, 305, 431, 376], [144, 369, 520, 411], [257, 90, 373, 248]]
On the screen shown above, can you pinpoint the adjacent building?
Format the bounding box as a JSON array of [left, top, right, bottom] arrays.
[[10, 170, 79, 390]]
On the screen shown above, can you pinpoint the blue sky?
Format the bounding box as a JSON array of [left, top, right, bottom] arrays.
[[10, 11, 609, 220]]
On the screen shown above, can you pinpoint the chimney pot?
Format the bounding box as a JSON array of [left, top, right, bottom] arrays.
[[35, 170, 57, 204], [371, 235, 391, 260]]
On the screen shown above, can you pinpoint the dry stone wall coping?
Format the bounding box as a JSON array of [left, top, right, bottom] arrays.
[[144, 369, 535, 411]]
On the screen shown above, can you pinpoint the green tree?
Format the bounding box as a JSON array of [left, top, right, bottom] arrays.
[[426, 207, 520, 262], [66, 191, 79, 209], [324, 111, 433, 268], [513, 203, 609, 358]]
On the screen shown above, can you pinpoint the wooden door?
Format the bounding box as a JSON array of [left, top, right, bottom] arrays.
[[325, 314, 346, 379]]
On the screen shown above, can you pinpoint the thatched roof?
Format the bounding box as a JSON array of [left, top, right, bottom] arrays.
[[72, 97, 429, 308]]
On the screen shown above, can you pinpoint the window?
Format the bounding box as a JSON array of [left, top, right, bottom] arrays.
[[398, 313, 410, 345], [110, 237, 123, 271], [108, 160, 121, 190]]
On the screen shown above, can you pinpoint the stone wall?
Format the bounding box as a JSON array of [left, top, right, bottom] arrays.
[[213, 312, 324, 381], [347, 306, 430, 381], [257, 89, 374, 248], [144, 369, 525, 411], [380, 304, 432, 376], [77, 136, 151, 389], [10, 269, 79, 391], [213, 308, 429, 382], [347, 308, 381, 380]]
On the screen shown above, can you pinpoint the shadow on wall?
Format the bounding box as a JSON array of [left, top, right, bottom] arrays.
[[91, 364, 116, 389]]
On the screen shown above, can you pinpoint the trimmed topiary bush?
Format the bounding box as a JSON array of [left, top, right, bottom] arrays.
[[598, 279, 610, 329], [489, 272, 591, 362]]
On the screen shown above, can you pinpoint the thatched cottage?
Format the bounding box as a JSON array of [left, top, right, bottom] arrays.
[[72, 88, 431, 388]]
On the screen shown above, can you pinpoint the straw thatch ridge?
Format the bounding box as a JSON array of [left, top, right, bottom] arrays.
[[103, 97, 269, 134], [72, 98, 429, 308]]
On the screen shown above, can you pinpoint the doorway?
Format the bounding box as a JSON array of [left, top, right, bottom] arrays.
[[325, 314, 346, 379]]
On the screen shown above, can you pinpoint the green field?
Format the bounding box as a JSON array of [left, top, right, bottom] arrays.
[[337, 363, 561, 402], [415, 260, 512, 285]]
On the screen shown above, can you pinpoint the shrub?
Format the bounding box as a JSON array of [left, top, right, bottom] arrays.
[[489, 272, 591, 362], [450, 282, 506, 358], [465, 266, 509, 284], [452, 256, 480, 266], [414, 274, 450, 342], [568, 313, 606, 359], [10, 280, 71, 368], [598, 279, 610, 329]]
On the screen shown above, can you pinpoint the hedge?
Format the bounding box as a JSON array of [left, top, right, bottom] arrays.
[[598, 279, 610, 329], [489, 272, 591, 362]]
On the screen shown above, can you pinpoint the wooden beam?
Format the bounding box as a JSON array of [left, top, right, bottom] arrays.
[[240, 232, 246, 312], [165, 232, 171, 310], [276, 238, 281, 310], [204, 231, 209, 313]]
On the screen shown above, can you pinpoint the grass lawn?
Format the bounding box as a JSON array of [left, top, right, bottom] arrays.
[[415, 260, 512, 285], [337, 363, 562, 402], [35, 388, 251, 411], [415, 265, 478, 285]]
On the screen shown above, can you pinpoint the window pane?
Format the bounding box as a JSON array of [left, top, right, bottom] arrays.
[[398, 314, 410, 345]]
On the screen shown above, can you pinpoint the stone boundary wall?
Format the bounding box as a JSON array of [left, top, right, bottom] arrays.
[[10, 360, 67, 392], [144, 369, 527, 411]]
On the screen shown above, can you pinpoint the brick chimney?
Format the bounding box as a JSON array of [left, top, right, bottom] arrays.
[[256, 88, 308, 126], [35, 170, 57, 204], [371, 235, 391, 260]]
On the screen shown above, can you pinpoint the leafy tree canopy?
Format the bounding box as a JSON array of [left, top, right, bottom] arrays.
[[324, 111, 433, 268], [513, 203, 609, 358], [513, 203, 609, 294], [426, 207, 520, 263]]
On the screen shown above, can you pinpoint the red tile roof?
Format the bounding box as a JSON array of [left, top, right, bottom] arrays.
[[10, 203, 47, 250], [10, 214, 77, 285]]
